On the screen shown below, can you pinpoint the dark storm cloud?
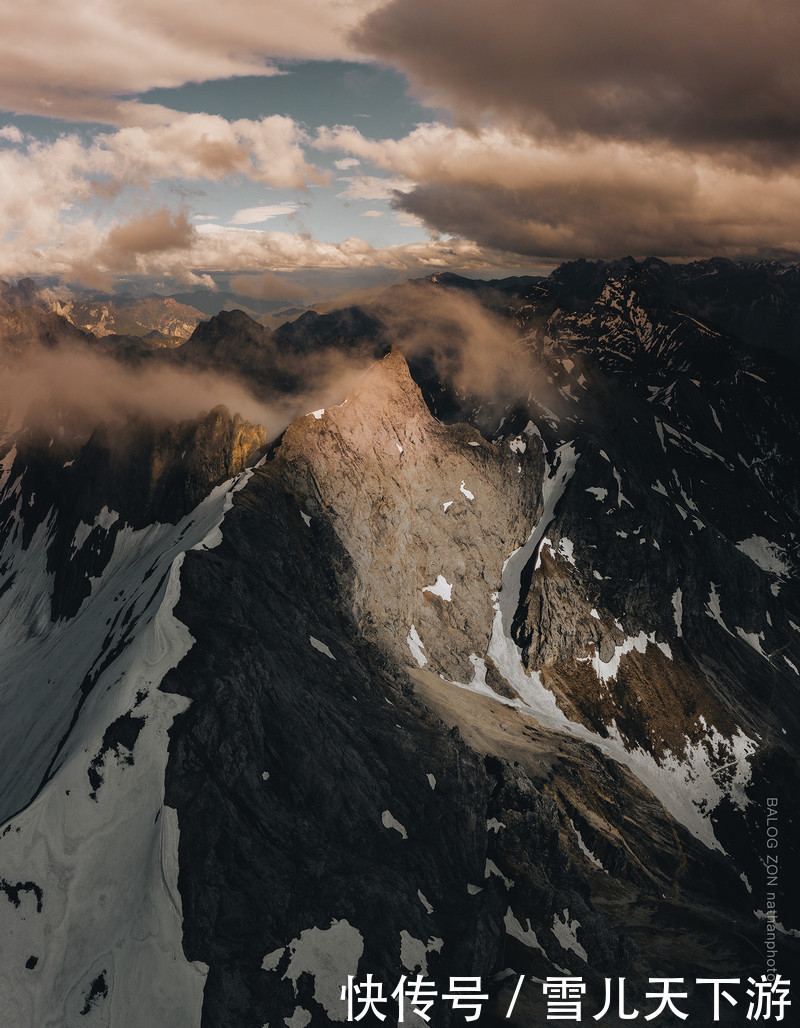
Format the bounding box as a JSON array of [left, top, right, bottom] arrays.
[[355, 0, 800, 158], [393, 171, 800, 261]]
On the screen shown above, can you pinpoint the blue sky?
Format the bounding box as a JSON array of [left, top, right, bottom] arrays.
[[1, 0, 798, 303]]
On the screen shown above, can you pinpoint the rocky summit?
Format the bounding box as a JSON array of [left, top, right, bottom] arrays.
[[0, 259, 798, 1027]]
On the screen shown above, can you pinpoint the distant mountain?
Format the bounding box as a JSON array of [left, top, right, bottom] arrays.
[[0, 259, 798, 1025], [48, 296, 205, 342]]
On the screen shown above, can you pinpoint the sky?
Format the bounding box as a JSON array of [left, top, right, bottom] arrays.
[[1, 0, 800, 303]]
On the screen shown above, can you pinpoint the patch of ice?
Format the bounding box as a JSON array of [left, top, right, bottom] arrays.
[[487, 818, 505, 833], [406, 625, 427, 667], [485, 859, 514, 890], [735, 536, 791, 578], [426, 773, 436, 789], [705, 582, 732, 635], [590, 608, 600, 620], [567, 818, 606, 872], [262, 948, 284, 972], [72, 505, 120, 551], [442, 501, 453, 512], [396, 442, 403, 453], [310, 636, 336, 660], [735, 627, 768, 659], [300, 511, 312, 527], [311, 409, 325, 420], [423, 575, 453, 602], [459, 481, 474, 500], [284, 1008, 312, 1028], [417, 890, 434, 914], [504, 908, 547, 956], [585, 631, 657, 683], [399, 931, 442, 975], [784, 657, 799, 676], [467, 884, 483, 895], [585, 487, 608, 501], [552, 910, 587, 961], [654, 419, 667, 454], [672, 589, 683, 637], [612, 467, 632, 507], [280, 920, 364, 1021], [381, 810, 408, 839]]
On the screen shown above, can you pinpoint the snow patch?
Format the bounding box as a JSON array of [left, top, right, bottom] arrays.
[[381, 810, 408, 839], [735, 535, 791, 578], [426, 773, 436, 790], [300, 511, 312, 527], [568, 818, 606, 872], [72, 505, 120, 551], [406, 624, 427, 667], [552, 910, 587, 962], [311, 409, 325, 420], [417, 890, 434, 914], [485, 859, 514, 890], [585, 486, 608, 501], [399, 931, 442, 975], [276, 920, 364, 1022], [504, 908, 547, 956], [672, 588, 683, 637], [310, 636, 336, 660], [508, 437, 526, 454], [422, 575, 453, 602], [442, 501, 453, 512], [459, 481, 474, 500]]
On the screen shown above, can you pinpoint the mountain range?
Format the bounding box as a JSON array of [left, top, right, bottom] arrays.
[[0, 258, 798, 1026]]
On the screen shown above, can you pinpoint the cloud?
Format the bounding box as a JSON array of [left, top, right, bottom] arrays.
[[230, 204, 300, 225], [334, 157, 361, 169], [103, 114, 326, 187], [317, 122, 800, 260], [229, 271, 310, 301], [0, 125, 23, 144], [354, 0, 800, 159], [0, 0, 383, 125], [365, 282, 562, 414], [2, 336, 377, 450], [102, 208, 195, 260], [360, 210, 383, 218], [0, 116, 327, 282], [335, 174, 415, 200]]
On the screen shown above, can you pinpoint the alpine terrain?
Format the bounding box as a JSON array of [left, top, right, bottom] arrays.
[[0, 258, 798, 1026]]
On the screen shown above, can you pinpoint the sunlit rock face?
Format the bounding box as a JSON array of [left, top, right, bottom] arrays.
[[1, 263, 799, 1026], [275, 348, 544, 683]]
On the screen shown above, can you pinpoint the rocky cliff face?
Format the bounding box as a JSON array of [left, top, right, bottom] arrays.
[[0, 263, 798, 1026]]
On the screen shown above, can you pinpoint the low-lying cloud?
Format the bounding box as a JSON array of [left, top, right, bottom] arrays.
[[0, 341, 373, 449]]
